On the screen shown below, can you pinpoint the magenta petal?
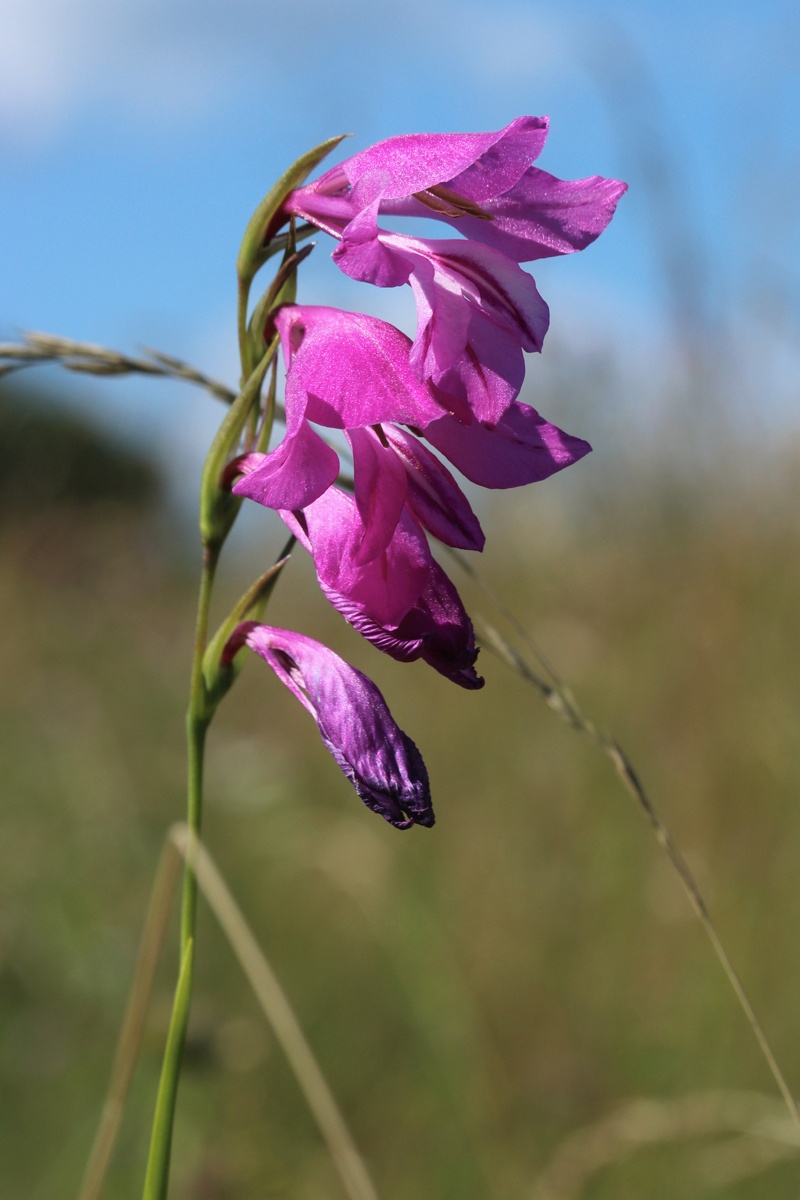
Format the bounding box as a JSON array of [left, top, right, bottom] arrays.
[[397, 559, 483, 688], [317, 588, 428, 662], [225, 623, 433, 829], [321, 557, 483, 690], [275, 305, 447, 429], [333, 206, 413, 288], [283, 187, 354, 239], [339, 116, 548, 200], [332, 236, 410, 289], [424, 401, 592, 488], [430, 318, 526, 425], [444, 116, 549, 201], [348, 426, 409, 565], [403, 247, 477, 381], [279, 490, 481, 687], [331, 513, 431, 627], [442, 171, 629, 263], [232, 422, 340, 511], [402, 235, 551, 353], [281, 488, 431, 627], [383, 426, 485, 551]]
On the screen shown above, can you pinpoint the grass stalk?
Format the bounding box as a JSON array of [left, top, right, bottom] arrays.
[[77, 841, 183, 1200], [453, 551, 800, 1137], [170, 823, 382, 1200]]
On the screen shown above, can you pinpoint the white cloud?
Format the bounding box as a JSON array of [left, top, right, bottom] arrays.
[[0, 0, 252, 145], [0, 0, 87, 140], [0, 0, 572, 148]]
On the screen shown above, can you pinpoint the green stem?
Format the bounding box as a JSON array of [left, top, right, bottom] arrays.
[[237, 276, 253, 384], [141, 940, 194, 1200], [142, 541, 220, 1200], [180, 543, 219, 950]]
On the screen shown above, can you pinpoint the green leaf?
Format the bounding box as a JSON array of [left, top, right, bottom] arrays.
[[247, 242, 314, 351], [202, 540, 295, 706], [253, 357, 278, 456], [259, 221, 317, 265], [198, 338, 277, 546], [237, 135, 347, 286]]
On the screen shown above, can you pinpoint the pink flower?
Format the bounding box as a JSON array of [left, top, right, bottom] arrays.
[[231, 304, 451, 517], [287, 116, 627, 264], [424, 400, 592, 488], [224, 623, 433, 828], [280, 487, 483, 689], [217, 121, 624, 816], [286, 118, 625, 410], [334, 229, 550, 422], [231, 303, 588, 552]]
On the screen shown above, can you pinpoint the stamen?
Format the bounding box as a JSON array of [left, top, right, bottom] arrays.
[[371, 423, 390, 448], [412, 184, 494, 221]]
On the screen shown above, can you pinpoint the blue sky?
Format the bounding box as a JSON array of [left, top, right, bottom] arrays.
[[1, 0, 798, 482]]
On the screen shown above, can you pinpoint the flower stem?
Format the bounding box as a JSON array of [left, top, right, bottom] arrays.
[[141, 939, 195, 1200], [142, 541, 220, 1200], [237, 276, 253, 384], [180, 542, 219, 949]]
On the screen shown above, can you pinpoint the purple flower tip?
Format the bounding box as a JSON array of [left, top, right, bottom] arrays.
[[224, 623, 434, 830]]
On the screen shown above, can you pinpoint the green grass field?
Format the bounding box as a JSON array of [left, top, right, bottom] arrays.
[[1, 389, 799, 1199]]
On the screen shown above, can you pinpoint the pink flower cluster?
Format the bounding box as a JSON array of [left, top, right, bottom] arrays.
[[230, 118, 626, 827]]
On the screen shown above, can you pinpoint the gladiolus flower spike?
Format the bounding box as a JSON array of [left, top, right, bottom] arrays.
[[222, 121, 625, 822]]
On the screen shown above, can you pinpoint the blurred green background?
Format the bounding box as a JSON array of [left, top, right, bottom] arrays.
[[1, 346, 799, 1199]]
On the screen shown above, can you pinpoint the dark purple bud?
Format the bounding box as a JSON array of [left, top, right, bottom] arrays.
[[224, 623, 434, 830]]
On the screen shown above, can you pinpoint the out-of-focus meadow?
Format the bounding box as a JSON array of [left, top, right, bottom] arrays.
[[2, 336, 799, 1199]]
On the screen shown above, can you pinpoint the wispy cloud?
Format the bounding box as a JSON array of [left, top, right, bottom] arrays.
[[0, 0, 253, 144], [0, 0, 572, 147]]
